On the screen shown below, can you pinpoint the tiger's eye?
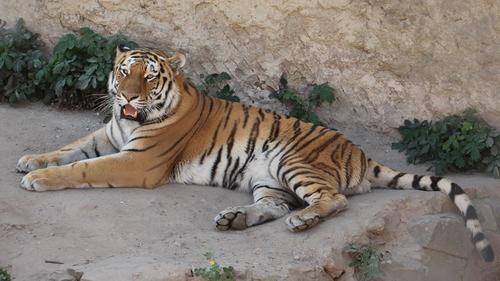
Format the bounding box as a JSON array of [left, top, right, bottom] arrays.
[[146, 74, 155, 80], [122, 69, 129, 75]]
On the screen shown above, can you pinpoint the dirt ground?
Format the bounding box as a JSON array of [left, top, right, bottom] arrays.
[[1, 103, 499, 281]]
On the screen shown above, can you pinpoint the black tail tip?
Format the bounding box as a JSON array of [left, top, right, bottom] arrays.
[[480, 245, 495, 262]]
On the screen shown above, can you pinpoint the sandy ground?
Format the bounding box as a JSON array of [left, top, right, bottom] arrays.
[[1, 103, 499, 280]]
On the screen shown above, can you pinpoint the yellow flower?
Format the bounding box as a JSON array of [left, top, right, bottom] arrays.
[[208, 259, 217, 266]]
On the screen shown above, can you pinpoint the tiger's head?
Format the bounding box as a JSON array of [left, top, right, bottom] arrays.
[[108, 45, 186, 124]]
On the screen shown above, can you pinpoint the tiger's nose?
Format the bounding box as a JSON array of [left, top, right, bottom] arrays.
[[123, 95, 139, 102]]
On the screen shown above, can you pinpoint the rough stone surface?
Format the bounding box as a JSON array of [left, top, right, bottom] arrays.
[[408, 213, 474, 258], [1, 0, 500, 129], [1, 104, 500, 280]]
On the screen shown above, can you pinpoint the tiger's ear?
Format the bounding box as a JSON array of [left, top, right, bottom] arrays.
[[116, 44, 132, 54], [167, 52, 186, 71]]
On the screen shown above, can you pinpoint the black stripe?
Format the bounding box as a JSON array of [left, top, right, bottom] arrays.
[[344, 148, 353, 188], [465, 205, 478, 220], [183, 80, 192, 95], [253, 185, 291, 195], [222, 155, 233, 188], [242, 105, 250, 128], [200, 119, 224, 164], [388, 173, 405, 189], [227, 157, 241, 189], [302, 188, 327, 200], [359, 152, 367, 180], [255, 195, 282, 203], [269, 113, 281, 142], [305, 133, 343, 163], [276, 125, 319, 177], [158, 79, 172, 97], [128, 135, 155, 143], [223, 103, 233, 129], [412, 175, 424, 190], [245, 118, 261, 154], [480, 245, 495, 262], [281, 166, 306, 184], [80, 149, 90, 159], [293, 119, 301, 132], [123, 142, 158, 152], [92, 137, 101, 157], [258, 108, 265, 120], [448, 183, 465, 201], [292, 181, 316, 192], [473, 232, 486, 244], [226, 122, 238, 156], [430, 176, 442, 191], [156, 94, 206, 158], [210, 147, 223, 185]]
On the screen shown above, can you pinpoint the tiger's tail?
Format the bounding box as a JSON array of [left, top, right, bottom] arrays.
[[366, 159, 494, 262]]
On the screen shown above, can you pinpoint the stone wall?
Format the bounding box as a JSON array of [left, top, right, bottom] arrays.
[[1, 0, 499, 129]]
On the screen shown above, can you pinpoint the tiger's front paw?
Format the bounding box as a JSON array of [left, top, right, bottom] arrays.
[[214, 208, 248, 231], [17, 154, 55, 173], [20, 168, 67, 192]]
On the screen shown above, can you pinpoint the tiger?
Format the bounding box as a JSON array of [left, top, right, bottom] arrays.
[[16, 45, 494, 262]]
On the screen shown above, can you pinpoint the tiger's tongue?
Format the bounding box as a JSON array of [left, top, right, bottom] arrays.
[[123, 104, 138, 118]]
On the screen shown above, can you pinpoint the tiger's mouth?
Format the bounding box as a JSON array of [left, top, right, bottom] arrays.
[[120, 104, 141, 122]]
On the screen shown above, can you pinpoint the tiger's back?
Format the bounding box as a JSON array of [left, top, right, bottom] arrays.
[[174, 96, 365, 194]]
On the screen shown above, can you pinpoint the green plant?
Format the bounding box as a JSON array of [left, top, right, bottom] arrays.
[[0, 18, 46, 103], [392, 110, 500, 177], [35, 27, 136, 108], [198, 72, 240, 102], [344, 243, 388, 281], [0, 267, 11, 281], [193, 252, 235, 281], [269, 74, 336, 125]]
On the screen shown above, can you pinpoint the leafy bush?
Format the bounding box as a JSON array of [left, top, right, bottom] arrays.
[[198, 72, 240, 102], [392, 110, 500, 177], [344, 243, 389, 281], [35, 27, 137, 108], [193, 252, 235, 281], [269, 74, 336, 125], [0, 267, 11, 281], [0, 18, 46, 103]]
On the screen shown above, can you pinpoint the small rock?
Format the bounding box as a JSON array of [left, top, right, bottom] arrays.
[[366, 217, 385, 237], [323, 259, 344, 280]]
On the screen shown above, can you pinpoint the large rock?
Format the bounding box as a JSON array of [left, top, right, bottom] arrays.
[[1, 0, 499, 129], [408, 213, 474, 258]]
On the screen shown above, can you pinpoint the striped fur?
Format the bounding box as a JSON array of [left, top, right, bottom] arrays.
[[17, 47, 494, 262]]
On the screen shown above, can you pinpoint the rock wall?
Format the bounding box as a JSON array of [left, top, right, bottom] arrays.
[[1, 0, 499, 129]]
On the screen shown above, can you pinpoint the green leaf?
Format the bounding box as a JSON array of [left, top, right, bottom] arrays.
[[309, 82, 336, 106], [91, 76, 97, 88], [486, 137, 494, 147], [54, 79, 66, 96], [53, 62, 65, 74], [76, 76, 91, 90]]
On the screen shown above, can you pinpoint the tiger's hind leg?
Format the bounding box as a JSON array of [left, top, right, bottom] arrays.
[[280, 168, 348, 232], [286, 189, 348, 232], [214, 183, 301, 231]]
